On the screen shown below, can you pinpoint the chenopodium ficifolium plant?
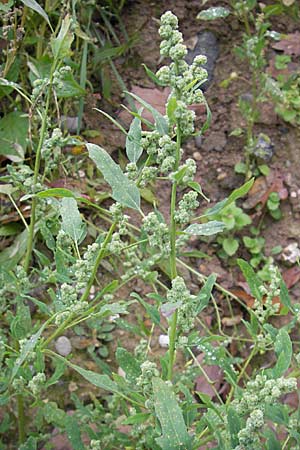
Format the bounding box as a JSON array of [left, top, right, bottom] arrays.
[[2, 9, 298, 450]]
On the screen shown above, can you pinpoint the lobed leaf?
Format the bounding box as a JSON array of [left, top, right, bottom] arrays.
[[60, 197, 86, 244]]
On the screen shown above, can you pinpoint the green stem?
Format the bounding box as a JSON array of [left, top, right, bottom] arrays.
[[17, 394, 25, 444], [167, 129, 181, 381], [23, 69, 55, 273]]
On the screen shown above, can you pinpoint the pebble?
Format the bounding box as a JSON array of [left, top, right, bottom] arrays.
[[55, 336, 72, 356], [159, 334, 169, 348], [193, 150, 202, 160], [194, 136, 202, 149]]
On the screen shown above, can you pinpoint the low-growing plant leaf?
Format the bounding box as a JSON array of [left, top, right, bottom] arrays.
[[125, 91, 168, 135], [116, 347, 141, 382], [195, 274, 216, 314], [37, 188, 75, 198], [265, 430, 281, 450], [60, 197, 86, 244], [152, 377, 192, 450], [197, 7, 230, 20], [87, 143, 141, 211], [223, 237, 239, 256], [225, 178, 254, 206], [272, 329, 292, 377], [21, 0, 52, 29], [126, 111, 142, 163], [279, 278, 293, 312], [65, 415, 85, 450], [142, 64, 164, 86], [0, 229, 28, 270], [185, 221, 226, 236], [55, 71, 85, 98], [237, 259, 262, 301]]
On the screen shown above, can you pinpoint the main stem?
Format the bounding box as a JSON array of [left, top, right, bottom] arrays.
[[167, 129, 181, 381], [24, 69, 55, 273]]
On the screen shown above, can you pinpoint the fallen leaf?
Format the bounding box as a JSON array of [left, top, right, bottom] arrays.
[[195, 353, 225, 399], [282, 266, 300, 288], [221, 315, 242, 327], [272, 32, 300, 56]]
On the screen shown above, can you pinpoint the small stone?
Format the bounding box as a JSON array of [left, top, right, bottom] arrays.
[[118, 367, 126, 378], [217, 172, 227, 181], [193, 151, 202, 160], [55, 336, 72, 356], [159, 334, 169, 348], [291, 191, 297, 198], [203, 131, 227, 152], [282, 242, 300, 264]]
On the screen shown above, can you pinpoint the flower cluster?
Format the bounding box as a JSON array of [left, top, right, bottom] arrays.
[[41, 128, 68, 174], [142, 212, 170, 254], [7, 164, 42, 194], [254, 265, 281, 324], [232, 374, 297, 416], [28, 372, 46, 396], [136, 360, 159, 399], [174, 191, 199, 224], [167, 276, 196, 333], [235, 409, 264, 449], [172, 158, 197, 185], [157, 12, 207, 105]]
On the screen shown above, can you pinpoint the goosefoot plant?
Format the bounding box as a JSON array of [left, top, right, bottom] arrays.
[[1, 10, 300, 450]]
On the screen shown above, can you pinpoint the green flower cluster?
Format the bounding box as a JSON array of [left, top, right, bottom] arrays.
[[136, 360, 159, 398], [167, 277, 196, 333], [174, 191, 199, 224], [232, 374, 297, 415], [255, 265, 281, 324], [157, 11, 207, 106], [142, 212, 170, 254], [28, 372, 46, 396]]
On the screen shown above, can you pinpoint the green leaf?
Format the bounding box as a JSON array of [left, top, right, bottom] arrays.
[[272, 329, 292, 377], [125, 91, 168, 136], [11, 323, 46, 381], [51, 14, 73, 60], [68, 362, 121, 394], [223, 237, 239, 256], [237, 259, 262, 301], [126, 112, 142, 163], [195, 274, 216, 314], [0, 111, 28, 161], [225, 178, 254, 206], [197, 7, 231, 20], [65, 415, 85, 450], [131, 292, 160, 326], [185, 221, 226, 236], [152, 377, 192, 450], [116, 348, 141, 383], [142, 64, 164, 86], [20, 0, 52, 30], [265, 429, 281, 450], [55, 71, 85, 98], [122, 413, 151, 425], [0, 229, 28, 270], [37, 188, 76, 198], [60, 197, 86, 244], [279, 278, 293, 312], [227, 407, 241, 448], [167, 96, 177, 124], [87, 143, 141, 211]]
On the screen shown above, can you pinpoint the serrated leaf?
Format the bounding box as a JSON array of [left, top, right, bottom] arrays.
[[237, 259, 262, 301], [51, 15, 73, 60], [87, 143, 141, 211], [20, 0, 52, 29], [125, 91, 168, 135], [60, 197, 86, 244], [55, 71, 85, 98], [116, 348, 141, 382], [195, 274, 216, 314], [185, 221, 226, 236], [126, 111, 142, 163], [197, 7, 230, 20], [152, 377, 192, 450]]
